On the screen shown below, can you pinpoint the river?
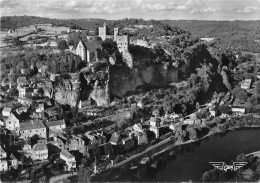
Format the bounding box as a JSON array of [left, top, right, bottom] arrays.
[[96, 128, 260, 182]]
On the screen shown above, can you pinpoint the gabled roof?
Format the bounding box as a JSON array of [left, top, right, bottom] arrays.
[[109, 132, 121, 144], [33, 143, 47, 151], [2, 107, 12, 114], [45, 120, 65, 127], [60, 150, 74, 159], [0, 146, 6, 154], [77, 39, 102, 52], [10, 153, 18, 160], [20, 120, 46, 131]]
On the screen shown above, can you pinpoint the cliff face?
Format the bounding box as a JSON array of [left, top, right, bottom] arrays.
[[51, 44, 213, 107], [53, 73, 81, 107], [108, 64, 179, 98]]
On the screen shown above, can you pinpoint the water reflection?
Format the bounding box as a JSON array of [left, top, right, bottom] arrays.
[[97, 128, 260, 182]]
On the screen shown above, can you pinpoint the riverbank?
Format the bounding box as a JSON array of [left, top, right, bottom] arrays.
[[92, 124, 260, 181], [104, 128, 260, 182]]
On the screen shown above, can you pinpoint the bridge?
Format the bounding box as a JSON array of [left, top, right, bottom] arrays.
[[246, 151, 260, 158]]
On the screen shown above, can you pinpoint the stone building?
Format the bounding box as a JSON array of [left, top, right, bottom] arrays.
[[31, 143, 48, 161], [75, 40, 102, 62], [19, 120, 47, 139], [60, 150, 77, 171], [5, 112, 21, 132], [116, 35, 129, 53], [98, 22, 119, 41]]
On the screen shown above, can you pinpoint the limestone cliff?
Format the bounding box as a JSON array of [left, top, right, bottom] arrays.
[[108, 64, 179, 98], [53, 73, 81, 107], [51, 43, 213, 107]]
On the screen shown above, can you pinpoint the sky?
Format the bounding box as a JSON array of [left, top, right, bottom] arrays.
[[1, 0, 260, 20]]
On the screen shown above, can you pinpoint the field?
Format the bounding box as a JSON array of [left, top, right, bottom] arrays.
[[0, 24, 69, 48]]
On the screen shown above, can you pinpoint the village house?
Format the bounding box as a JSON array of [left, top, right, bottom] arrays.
[[19, 120, 47, 139], [0, 146, 16, 172], [121, 134, 135, 152], [45, 119, 66, 137], [18, 97, 34, 106], [2, 107, 12, 117], [133, 123, 143, 133], [169, 123, 176, 131], [0, 146, 7, 159], [150, 126, 159, 138], [31, 143, 48, 161], [78, 99, 92, 109], [35, 103, 44, 113], [68, 136, 86, 153], [15, 106, 29, 115], [137, 101, 144, 108], [0, 159, 8, 172], [20, 143, 32, 158], [150, 117, 161, 127], [130, 131, 148, 145], [60, 150, 77, 171], [169, 114, 180, 121], [18, 86, 33, 98], [209, 107, 217, 117], [5, 112, 21, 132], [231, 106, 246, 116], [134, 39, 149, 47], [183, 119, 195, 125], [241, 78, 252, 90], [75, 40, 102, 62], [48, 137, 65, 150], [85, 131, 106, 146], [9, 154, 19, 170], [109, 132, 122, 146]]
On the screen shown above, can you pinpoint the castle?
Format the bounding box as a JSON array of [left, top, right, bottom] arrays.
[[98, 22, 129, 52], [98, 22, 119, 42], [75, 23, 132, 66]]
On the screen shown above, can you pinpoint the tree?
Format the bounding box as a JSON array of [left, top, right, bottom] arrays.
[[232, 87, 248, 102], [187, 127, 198, 140], [201, 168, 228, 182], [78, 164, 92, 183], [218, 105, 231, 115], [57, 39, 68, 50]]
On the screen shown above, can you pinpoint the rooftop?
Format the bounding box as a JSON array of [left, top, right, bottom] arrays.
[[20, 120, 46, 131], [60, 150, 74, 159], [33, 143, 47, 151], [2, 107, 12, 113], [45, 120, 65, 127]]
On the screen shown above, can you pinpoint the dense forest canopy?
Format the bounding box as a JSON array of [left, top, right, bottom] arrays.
[[0, 50, 85, 75], [161, 20, 260, 53]]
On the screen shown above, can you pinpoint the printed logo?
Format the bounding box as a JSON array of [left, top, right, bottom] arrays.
[[209, 162, 247, 172]]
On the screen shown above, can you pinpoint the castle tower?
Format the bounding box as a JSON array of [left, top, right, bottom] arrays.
[[114, 27, 119, 41], [99, 22, 107, 41], [116, 35, 129, 53]]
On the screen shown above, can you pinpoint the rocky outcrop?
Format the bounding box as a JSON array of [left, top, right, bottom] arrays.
[[54, 73, 81, 107], [108, 64, 179, 98], [51, 43, 213, 107]]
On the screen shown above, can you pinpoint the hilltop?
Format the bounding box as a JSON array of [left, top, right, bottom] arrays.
[[161, 20, 260, 53]]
